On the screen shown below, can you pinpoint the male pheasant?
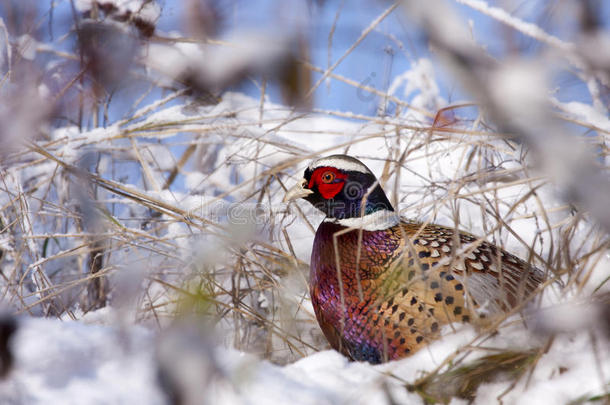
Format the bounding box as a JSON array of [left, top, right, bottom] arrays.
[[284, 155, 544, 364]]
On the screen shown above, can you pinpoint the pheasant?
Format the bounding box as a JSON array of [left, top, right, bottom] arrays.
[[283, 155, 544, 364]]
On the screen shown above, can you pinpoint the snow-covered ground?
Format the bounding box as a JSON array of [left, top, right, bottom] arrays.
[[0, 305, 607, 405]]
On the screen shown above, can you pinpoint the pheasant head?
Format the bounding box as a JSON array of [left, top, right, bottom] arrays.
[[284, 154, 394, 222]]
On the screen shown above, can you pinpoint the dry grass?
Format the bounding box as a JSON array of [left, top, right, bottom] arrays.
[[0, 0, 608, 401]]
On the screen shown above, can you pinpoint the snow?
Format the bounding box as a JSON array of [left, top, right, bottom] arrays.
[[456, 0, 574, 52], [145, 33, 291, 93], [489, 59, 549, 130], [388, 58, 446, 116], [51, 125, 120, 163], [0, 317, 164, 404], [551, 97, 610, 133], [15, 35, 37, 61], [2, 307, 606, 404], [472, 331, 610, 405], [74, 0, 161, 23]]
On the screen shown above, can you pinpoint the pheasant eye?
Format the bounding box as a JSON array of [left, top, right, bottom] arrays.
[[321, 171, 335, 183]]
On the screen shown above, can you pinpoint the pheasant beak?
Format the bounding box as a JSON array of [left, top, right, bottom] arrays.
[[283, 178, 313, 202]]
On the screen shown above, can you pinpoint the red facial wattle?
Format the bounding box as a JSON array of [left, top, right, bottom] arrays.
[[308, 167, 347, 199]]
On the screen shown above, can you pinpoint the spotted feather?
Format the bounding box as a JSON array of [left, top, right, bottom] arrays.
[[310, 220, 544, 363]]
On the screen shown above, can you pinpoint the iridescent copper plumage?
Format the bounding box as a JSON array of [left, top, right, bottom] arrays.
[[284, 155, 543, 363]]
